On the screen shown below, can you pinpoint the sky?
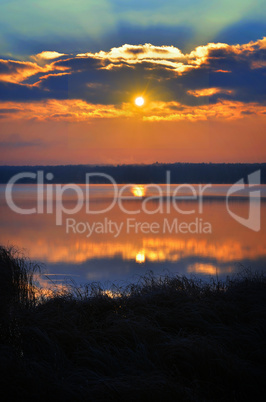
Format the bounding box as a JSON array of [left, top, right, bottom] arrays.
[[0, 0, 265, 165]]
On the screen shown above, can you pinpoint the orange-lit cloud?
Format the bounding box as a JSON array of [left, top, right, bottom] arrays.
[[32, 51, 67, 61], [214, 70, 231, 73], [142, 100, 266, 121], [1, 36, 265, 93], [76, 37, 266, 73], [0, 99, 265, 122], [0, 99, 132, 121], [187, 88, 233, 97], [0, 60, 45, 83], [77, 43, 193, 73], [0, 59, 69, 84]]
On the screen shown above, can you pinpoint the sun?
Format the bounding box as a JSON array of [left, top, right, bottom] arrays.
[[135, 96, 144, 106]]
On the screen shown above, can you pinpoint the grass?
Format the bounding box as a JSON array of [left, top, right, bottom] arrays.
[[0, 245, 266, 401]]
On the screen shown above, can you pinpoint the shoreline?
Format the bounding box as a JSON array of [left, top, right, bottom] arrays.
[[1, 246, 265, 401]]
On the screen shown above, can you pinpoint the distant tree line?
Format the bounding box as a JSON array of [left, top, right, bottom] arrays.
[[0, 163, 265, 184]]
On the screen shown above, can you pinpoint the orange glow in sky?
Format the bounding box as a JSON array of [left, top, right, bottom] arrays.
[[0, 38, 265, 165]]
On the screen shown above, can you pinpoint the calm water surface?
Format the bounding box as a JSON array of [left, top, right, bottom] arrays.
[[0, 184, 265, 290]]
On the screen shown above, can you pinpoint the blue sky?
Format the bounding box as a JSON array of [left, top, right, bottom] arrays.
[[0, 0, 265, 57]]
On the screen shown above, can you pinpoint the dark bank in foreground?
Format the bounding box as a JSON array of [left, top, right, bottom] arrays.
[[0, 246, 266, 401]]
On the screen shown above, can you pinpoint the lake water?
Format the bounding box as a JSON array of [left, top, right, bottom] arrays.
[[0, 184, 266, 290]]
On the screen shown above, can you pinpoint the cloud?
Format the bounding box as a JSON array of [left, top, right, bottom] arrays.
[[77, 43, 186, 63], [142, 100, 266, 121], [0, 133, 43, 148], [0, 99, 265, 123], [0, 58, 69, 84], [0, 37, 265, 120], [31, 51, 68, 66], [187, 88, 233, 97], [0, 60, 44, 83], [0, 100, 132, 121], [33, 51, 67, 60]]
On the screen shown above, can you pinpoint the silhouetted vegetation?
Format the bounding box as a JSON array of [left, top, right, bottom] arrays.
[[0, 162, 266, 183], [0, 245, 266, 401]]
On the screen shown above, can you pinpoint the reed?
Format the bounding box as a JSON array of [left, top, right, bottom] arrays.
[[0, 245, 265, 401]]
